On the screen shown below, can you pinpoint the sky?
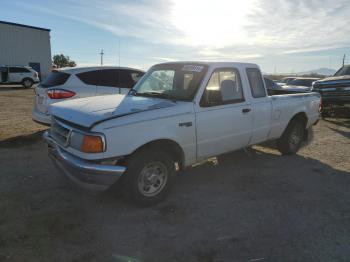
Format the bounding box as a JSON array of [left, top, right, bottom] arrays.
[[1, 0, 350, 73]]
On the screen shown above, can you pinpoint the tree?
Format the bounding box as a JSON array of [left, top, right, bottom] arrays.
[[52, 54, 76, 68]]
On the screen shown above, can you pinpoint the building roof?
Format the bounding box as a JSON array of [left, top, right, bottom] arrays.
[[0, 20, 50, 32]]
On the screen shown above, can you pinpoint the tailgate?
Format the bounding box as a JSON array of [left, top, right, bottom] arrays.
[[35, 85, 48, 113]]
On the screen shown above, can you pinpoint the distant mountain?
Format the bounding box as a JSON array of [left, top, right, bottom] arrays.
[[297, 68, 336, 76]]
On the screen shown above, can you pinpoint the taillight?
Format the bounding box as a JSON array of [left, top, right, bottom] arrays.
[[319, 97, 322, 112], [47, 89, 76, 99]]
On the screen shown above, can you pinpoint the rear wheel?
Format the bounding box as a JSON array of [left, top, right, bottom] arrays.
[[122, 149, 176, 206], [22, 78, 33, 88], [277, 120, 305, 155]]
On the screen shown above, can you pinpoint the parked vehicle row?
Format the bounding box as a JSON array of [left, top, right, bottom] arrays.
[[32, 67, 144, 124], [43, 61, 321, 205], [0, 65, 39, 88], [265, 77, 320, 95]]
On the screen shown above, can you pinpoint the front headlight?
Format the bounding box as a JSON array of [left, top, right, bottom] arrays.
[[70, 131, 105, 153]]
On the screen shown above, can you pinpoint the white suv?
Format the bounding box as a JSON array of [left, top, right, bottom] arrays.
[[0, 65, 39, 88], [32, 66, 144, 125]]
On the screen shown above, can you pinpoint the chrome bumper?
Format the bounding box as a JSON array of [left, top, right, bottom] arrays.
[[43, 131, 126, 190]]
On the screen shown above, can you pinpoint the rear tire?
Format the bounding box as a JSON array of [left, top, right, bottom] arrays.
[[122, 149, 176, 206], [277, 120, 305, 155], [22, 78, 33, 88]]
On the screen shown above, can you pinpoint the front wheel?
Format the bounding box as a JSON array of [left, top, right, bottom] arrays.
[[122, 149, 176, 206], [277, 120, 305, 155]]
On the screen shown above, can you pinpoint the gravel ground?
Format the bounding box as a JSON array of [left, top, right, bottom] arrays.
[[0, 87, 349, 262]]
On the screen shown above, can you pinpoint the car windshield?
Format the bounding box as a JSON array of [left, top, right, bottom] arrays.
[[288, 79, 314, 87], [334, 66, 350, 76], [130, 63, 208, 101]]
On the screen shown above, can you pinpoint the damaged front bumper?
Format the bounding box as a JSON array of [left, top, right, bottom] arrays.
[[43, 131, 125, 191]]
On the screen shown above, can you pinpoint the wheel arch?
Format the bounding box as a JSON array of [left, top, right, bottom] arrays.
[[290, 112, 308, 129], [130, 139, 185, 170], [285, 111, 309, 141], [22, 77, 34, 83]]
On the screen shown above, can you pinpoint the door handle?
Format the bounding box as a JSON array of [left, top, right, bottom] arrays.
[[179, 122, 192, 127], [242, 108, 251, 113]]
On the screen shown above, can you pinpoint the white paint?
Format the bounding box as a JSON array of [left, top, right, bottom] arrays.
[[48, 62, 321, 166]]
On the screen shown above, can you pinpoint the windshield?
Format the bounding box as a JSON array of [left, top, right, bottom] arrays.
[[334, 66, 350, 76], [131, 63, 208, 101]]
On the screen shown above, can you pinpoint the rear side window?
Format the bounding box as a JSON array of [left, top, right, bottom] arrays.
[[130, 71, 144, 83], [77, 69, 120, 87], [76, 70, 102, 86], [119, 70, 144, 89], [9, 67, 30, 73], [246, 68, 266, 98], [41, 71, 70, 87], [77, 69, 144, 89]]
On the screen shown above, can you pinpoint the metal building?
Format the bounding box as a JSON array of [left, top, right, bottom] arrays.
[[0, 20, 51, 80]]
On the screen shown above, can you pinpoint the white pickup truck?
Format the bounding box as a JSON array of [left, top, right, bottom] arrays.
[[44, 62, 320, 205]]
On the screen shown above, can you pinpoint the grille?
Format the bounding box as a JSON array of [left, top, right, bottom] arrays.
[[50, 118, 71, 146]]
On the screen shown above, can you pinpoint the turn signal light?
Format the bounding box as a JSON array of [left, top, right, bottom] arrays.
[[47, 89, 76, 99], [81, 135, 104, 153]]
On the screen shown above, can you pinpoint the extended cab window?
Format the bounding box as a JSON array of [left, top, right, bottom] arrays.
[[246, 68, 266, 98], [200, 68, 244, 107]]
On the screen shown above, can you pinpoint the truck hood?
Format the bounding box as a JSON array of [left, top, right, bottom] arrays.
[[315, 75, 350, 88], [316, 75, 350, 84], [50, 94, 176, 128]]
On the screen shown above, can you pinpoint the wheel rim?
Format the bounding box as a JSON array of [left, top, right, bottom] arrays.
[[24, 80, 31, 87], [289, 126, 302, 149], [138, 161, 168, 197]]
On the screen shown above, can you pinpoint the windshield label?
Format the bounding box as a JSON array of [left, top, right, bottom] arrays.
[[182, 65, 204, 72]]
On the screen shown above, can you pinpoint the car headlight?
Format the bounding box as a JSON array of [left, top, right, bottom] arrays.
[[70, 131, 105, 153]]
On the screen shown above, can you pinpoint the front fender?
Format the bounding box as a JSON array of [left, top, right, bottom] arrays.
[[100, 112, 197, 166]]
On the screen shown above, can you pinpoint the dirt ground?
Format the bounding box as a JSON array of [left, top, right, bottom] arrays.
[[0, 86, 47, 141], [0, 87, 350, 262]]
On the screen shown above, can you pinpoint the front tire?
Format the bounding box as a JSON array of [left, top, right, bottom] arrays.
[[277, 120, 305, 155], [22, 78, 34, 88], [122, 149, 176, 206]]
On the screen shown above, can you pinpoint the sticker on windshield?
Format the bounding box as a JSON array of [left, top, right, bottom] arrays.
[[182, 65, 204, 72]]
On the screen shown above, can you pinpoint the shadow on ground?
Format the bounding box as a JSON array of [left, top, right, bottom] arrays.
[[0, 130, 45, 148], [1, 140, 349, 261]]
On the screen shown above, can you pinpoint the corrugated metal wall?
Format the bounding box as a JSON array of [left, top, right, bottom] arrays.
[[0, 23, 51, 80]]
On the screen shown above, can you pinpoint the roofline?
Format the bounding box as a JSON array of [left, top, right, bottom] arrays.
[[0, 20, 50, 32]]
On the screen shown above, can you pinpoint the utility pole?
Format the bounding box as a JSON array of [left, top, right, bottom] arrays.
[[118, 40, 120, 67], [343, 54, 346, 66], [100, 49, 104, 66]]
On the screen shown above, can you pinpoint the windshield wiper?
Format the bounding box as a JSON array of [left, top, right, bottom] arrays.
[[132, 91, 177, 103]]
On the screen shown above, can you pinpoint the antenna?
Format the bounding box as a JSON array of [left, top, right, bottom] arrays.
[[343, 54, 346, 66], [100, 49, 104, 66]]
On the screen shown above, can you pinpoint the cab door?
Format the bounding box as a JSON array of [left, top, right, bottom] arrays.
[[195, 67, 253, 160], [245, 68, 272, 144]]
